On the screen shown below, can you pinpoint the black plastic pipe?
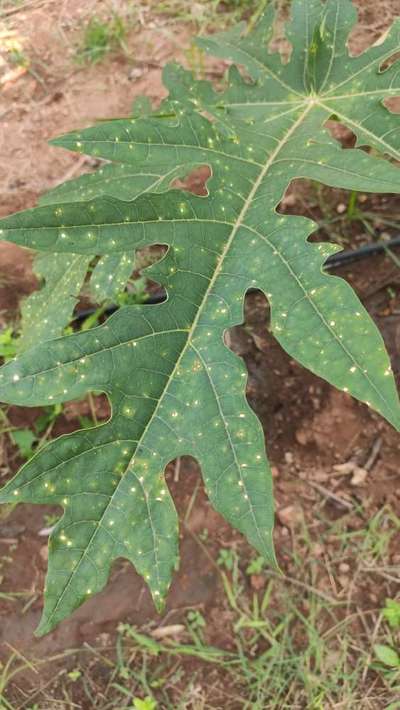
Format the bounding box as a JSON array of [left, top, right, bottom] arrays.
[[324, 235, 400, 268]]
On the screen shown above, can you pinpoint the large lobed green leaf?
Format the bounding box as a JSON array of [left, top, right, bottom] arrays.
[[0, 0, 399, 635], [19, 163, 202, 343]]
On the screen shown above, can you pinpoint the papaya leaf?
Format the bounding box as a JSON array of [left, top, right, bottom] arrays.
[[0, 0, 399, 636], [18, 252, 91, 352], [90, 252, 136, 302], [24, 162, 202, 339]]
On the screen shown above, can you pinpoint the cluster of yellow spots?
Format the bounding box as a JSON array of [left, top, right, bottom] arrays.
[[59, 531, 73, 547], [123, 405, 135, 417]]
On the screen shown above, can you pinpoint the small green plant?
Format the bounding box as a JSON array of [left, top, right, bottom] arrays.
[[374, 645, 400, 669], [0, 0, 400, 637], [369, 596, 400, 695], [186, 609, 206, 642], [156, 0, 256, 30], [383, 599, 400, 630], [8, 403, 63, 461], [217, 547, 238, 571], [133, 698, 157, 710], [67, 668, 82, 682], [246, 555, 266, 576], [76, 14, 128, 65], [0, 328, 18, 361], [10, 428, 36, 460], [8, 48, 29, 69]]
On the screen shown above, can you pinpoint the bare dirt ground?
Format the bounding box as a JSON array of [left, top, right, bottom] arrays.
[[1, 0, 400, 707]]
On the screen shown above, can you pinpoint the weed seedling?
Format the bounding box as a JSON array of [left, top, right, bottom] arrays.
[[76, 14, 128, 65]]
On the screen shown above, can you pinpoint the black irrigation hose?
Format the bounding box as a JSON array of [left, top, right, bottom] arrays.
[[324, 235, 400, 268], [73, 236, 400, 324]]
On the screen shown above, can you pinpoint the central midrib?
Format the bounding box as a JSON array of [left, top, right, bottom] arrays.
[[125, 104, 313, 481], [42, 103, 312, 629]]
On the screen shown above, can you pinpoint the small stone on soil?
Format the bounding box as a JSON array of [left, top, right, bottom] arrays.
[[277, 504, 303, 527], [350, 467, 368, 486]]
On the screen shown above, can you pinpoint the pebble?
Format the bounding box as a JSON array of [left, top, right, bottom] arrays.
[[350, 467, 368, 486], [277, 504, 303, 527]]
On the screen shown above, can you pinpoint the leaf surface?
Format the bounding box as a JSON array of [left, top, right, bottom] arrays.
[[22, 158, 201, 338], [0, 0, 399, 634], [18, 253, 90, 352], [90, 253, 135, 302]]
